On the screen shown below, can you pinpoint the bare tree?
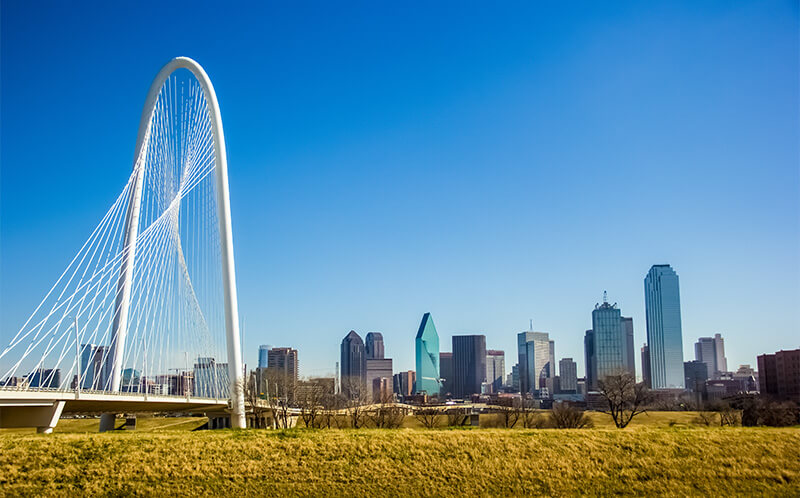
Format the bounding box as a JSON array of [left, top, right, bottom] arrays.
[[297, 381, 325, 428], [596, 372, 651, 428], [549, 403, 593, 429], [258, 368, 295, 429], [446, 407, 470, 427], [496, 399, 523, 429], [518, 399, 545, 428], [414, 407, 443, 429], [341, 376, 368, 429], [243, 371, 271, 428], [368, 390, 405, 429], [694, 411, 718, 426]]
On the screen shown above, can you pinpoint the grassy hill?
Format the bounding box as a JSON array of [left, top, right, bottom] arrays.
[[1, 427, 798, 496]]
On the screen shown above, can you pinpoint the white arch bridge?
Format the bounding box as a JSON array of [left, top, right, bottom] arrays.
[[0, 57, 250, 433]]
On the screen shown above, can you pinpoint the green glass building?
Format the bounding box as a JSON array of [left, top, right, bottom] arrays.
[[415, 312, 440, 395]]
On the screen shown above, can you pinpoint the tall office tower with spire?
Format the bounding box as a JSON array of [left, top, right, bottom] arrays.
[[587, 293, 630, 389], [644, 264, 685, 389], [415, 313, 440, 396], [340, 331, 366, 398], [695, 333, 728, 379], [518, 327, 551, 395]]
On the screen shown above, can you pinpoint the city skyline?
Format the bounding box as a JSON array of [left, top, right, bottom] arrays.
[[1, 2, 798, 380]]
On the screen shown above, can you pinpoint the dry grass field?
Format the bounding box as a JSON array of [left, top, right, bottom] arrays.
[[0, 422, 798, 496]]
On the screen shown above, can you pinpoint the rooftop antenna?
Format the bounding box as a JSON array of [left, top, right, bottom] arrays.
[[529, 319, 533, 331], [603, 290, 608, 304]]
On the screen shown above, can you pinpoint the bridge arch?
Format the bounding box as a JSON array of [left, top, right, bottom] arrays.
[[108, 57, 244, 429]]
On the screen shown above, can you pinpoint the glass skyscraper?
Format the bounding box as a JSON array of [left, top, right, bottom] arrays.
[[258, 344, 270, 369], [415, 313, 440, 395], [590, 297, 627, 389], [518, 330, 551, 394], [644, 264, 685, 389]]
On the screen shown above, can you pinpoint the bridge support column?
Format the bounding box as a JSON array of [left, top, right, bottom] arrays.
[[99, 412, 117, 432], [0, 401, 65, 434]]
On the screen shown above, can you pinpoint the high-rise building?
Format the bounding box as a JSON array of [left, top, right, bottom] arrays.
[[695, 334, 728, 379], [364, 332, 392, 400], [372, 377, 392, 402], [193, 357, 229, 398], [393, 370, 416, 398], [485, 350, 505, 393], [415, 313, 440, 395], [27, 368, 61, 389], [621, 316, 636, 377], [589, 294, 630, 389], [452, 335, 486, 398], [549, 340, 556, 378], [757, 349, 800, 402], [559, 358, 578, 393], [340, 331, 366, 397], [644, 264, 685, 389], [518, 330, 551, 394], [258, 345, 271, 369], [511, 363, 520, 392], [366, 357, 393, 401], [267, 347, 299, 401], [439, 352, 453, 396], [584, 330, 595, 391], [684, 360, 708, 392], [713, 334, 728, 375], [641, 344, 651, 388], [365, 332, 385, 359]]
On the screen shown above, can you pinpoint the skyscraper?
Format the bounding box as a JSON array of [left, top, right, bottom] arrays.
[[415, 313, 440, 395], [584, 330, 595, 391], [559, 358, 578, 393], [695, 333, 728, 379], [485, 350, 505, 393], [641, 344, 651, 388], [193, 357, 229, 398], [365, 332, 385, 359], [757, 348, 800, 402], [452, 335, 486, 398], [684, 360, 708, 393], [644, 264, 685, 389], [366, 357, 393, 401], [439, 352, 453, 396], [267, 347, 299, 400], [518, 330, 551, 394], [258, 345, 271, 369], [340, 331, 366, 397], [549, 340, 556, 378], [621, 317, 636, 377], [589, 294, 629, 389], [393, 370, 416, 398]]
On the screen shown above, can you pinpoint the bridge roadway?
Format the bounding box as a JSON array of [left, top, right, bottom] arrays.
[[0, 387, 230, 433], [0, 387, 490, 433]]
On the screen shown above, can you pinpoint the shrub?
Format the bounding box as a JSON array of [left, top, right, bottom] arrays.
[[549, 403, 593, 429]]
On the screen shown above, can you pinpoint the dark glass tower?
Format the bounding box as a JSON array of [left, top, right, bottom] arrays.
[[452, 335, 486, 398], [340, 330, 366, 397]]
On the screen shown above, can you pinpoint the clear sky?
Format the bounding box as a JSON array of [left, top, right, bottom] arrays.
[[1, 1, 798, 380]]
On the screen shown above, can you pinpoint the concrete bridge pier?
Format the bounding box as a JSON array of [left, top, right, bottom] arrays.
[[0, 401, 65, 434]]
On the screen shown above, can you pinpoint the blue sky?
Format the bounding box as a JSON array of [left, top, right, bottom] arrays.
[[1, 1, 798, 379]]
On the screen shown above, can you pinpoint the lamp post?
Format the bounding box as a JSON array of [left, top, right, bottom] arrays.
[[73, 316, 81, 395]]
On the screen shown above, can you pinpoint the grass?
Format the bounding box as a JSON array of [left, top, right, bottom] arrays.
[[1, 424, 798, 496]]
